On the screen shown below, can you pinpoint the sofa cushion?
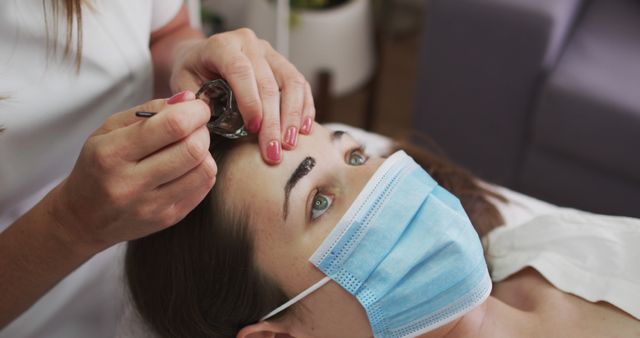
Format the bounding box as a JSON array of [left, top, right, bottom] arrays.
[[532, 0, 640, 183], [520, 147, 640, 217], [414, 0, 585, 186]]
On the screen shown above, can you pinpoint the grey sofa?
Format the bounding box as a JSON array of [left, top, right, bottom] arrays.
[[414, 0, 640, 217]]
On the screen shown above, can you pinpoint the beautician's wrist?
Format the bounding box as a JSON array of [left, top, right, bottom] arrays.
[[173, 36, 203, 58], [167, 26, 204, 61], [44, 183, 105, 259], [169, 38, 205, 92]]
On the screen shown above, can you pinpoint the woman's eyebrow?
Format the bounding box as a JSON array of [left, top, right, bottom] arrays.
[[281, 130, 346, 220], [332, 130, 346, 142], [283, 156, 316, 220]]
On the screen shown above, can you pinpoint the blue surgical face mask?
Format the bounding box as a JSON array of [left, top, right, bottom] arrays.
[[261, 151, 492, 338]]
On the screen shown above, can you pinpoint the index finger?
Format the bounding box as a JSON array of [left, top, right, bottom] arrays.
[[108, 100, 211, 161], [94, 99, 168, 136]]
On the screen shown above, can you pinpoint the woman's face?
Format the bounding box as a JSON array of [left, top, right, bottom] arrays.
[[221, 123, 383, 337]]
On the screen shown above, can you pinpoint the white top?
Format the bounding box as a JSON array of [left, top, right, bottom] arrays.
[[485, 207, 640, 320], [0, 0, 181, 336]]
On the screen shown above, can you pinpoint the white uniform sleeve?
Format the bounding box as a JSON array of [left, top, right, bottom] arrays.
[[151, 0, 184, 32]]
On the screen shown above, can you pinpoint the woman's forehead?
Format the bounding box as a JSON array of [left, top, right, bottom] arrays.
[[215, 124, 333, 219], [218, 143, 283, 212]]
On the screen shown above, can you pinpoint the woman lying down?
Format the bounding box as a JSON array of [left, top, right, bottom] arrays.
[[123, 122, 640, 338]]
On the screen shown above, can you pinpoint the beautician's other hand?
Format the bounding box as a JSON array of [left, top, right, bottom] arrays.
[[50, 93, 216, 253], [170, 28, 316, 165]]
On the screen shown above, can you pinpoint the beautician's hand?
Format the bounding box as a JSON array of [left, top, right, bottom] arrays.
[[50, 93, 216, 253], [170, 28, 316, 164]]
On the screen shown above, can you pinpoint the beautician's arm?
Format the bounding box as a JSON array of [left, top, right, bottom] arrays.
[[149, 5, 204, 98], [0, 97, 214, 327], [0, 191, 97, 328], [150, 5, 316, 164]]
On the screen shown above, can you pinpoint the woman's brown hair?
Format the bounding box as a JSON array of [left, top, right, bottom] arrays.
[[125, 134, 506, 338]]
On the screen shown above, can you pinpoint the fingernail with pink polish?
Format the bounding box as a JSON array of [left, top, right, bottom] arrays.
[[167, 91, 189, 104], [267, 140, 281, 163], [247, 117, 262, 133], [301, 117, 313, 134], [284, 126, 298, 148]]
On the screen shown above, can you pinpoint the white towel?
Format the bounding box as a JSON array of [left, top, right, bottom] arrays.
[[485, 209, 640, 319]]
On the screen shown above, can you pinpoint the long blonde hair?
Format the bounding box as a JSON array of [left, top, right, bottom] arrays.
[[43, 0, 84, 68], [0, 1, 84, 133]]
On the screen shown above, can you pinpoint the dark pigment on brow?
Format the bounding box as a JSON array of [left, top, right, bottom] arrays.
[[283, 156, 316, 218], [291, 157, 316, 184]]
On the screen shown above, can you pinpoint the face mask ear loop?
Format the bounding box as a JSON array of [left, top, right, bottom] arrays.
[[260, 276, 331, 321]]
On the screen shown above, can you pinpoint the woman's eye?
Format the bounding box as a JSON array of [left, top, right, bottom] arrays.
[[348, 148, 368, 166], [310, 192, 333, 221]]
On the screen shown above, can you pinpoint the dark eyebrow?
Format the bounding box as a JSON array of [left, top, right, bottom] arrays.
[[332, 130, 346, 142], [283, 156, 316, 220], [281, 131, 345, 220]]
